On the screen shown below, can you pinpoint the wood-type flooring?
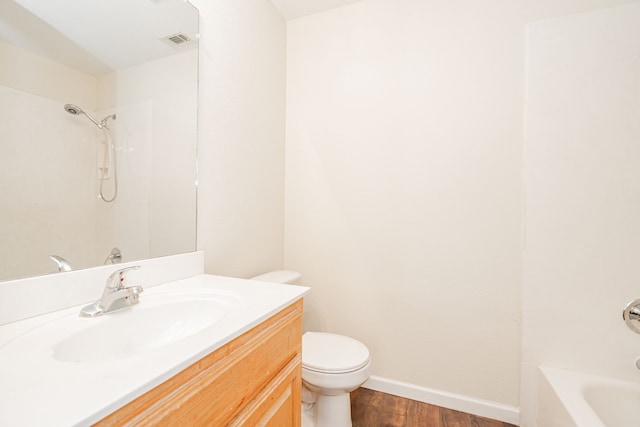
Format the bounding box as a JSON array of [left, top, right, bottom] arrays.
[[350, 388, 518, 427]]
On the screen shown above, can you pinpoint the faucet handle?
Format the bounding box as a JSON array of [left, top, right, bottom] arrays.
[[106, 265, 141, 290], [623, 299, 640, 334]]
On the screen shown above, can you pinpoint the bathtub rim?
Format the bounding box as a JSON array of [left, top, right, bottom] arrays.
[[538, 366, 640, 427]]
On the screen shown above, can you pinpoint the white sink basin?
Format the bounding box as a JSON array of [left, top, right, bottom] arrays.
[[3, 288, 242, 364]]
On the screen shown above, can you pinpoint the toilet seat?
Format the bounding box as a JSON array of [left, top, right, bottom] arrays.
[[302, 332, 370, 374]]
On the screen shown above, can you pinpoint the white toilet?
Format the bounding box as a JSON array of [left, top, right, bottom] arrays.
[[251, 271, 371, 427]]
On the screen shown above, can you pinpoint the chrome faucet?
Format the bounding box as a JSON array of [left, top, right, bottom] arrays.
[[80, 266, 143, 317], [104, 247, 122, 265], [49, 255, 75, 272]]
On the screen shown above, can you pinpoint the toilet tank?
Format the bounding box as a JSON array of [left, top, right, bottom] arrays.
[[250, 270, 302, 285]]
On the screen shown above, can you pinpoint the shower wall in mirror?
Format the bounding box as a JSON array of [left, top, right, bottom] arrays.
[[0, 0, 198, 281]]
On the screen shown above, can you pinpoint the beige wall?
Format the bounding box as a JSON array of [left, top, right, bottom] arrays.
[[285, 0, 523, 407], [97, 50, 198, 264], [192, 0, 287, 278], [283, 0, 638, 412], [522, 3, 640, 425], [0, 42, 97, 279], [0, 40, 96, 109]]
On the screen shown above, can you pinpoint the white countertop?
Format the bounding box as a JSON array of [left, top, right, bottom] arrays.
[[0, 274, 308, 426]]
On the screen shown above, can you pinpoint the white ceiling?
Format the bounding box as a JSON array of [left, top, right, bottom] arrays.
[[269, 0, 364, 20], [0, 0, 364, 75], [0, 0, 198, 75]]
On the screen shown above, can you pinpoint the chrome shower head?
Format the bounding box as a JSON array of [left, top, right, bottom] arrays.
[[63, 103, 108, 129], [64, 104, 83, 115]]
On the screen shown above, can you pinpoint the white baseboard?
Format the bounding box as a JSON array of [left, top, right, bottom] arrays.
[[362, 375, 520, 425]]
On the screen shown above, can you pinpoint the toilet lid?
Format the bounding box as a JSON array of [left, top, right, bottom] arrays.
[[302, 332, 370, 374]]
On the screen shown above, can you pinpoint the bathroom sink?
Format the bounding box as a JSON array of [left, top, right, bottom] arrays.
[[4, 289, 242, 364], [0, 274, 309, 427]]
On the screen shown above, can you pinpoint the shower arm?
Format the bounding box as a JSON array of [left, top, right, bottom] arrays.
[[64, 104, 115, 130], [82, 111, 104, 129]]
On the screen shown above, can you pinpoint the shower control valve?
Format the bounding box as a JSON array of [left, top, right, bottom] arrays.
[[622, 299, 640, 334]]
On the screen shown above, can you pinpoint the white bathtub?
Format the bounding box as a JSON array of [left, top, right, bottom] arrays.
[[537, 366, 640, 427]]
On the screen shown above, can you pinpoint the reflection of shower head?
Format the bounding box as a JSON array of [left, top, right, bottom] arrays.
[[64, 104, 83, 115], [63, 103, 115, 129], [64, 103, 119, 202]]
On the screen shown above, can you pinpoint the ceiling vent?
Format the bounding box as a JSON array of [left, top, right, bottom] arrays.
[[161, 32, 193, 47]]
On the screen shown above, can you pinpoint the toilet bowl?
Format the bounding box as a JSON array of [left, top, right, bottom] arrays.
[[302, 331, 371, 427], [251, 271, 371, 427]]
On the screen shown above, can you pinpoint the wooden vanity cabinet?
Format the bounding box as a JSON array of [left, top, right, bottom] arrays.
[[95, 299, 303, 427]]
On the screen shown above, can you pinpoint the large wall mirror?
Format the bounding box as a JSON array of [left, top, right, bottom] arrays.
[[0, 0, 199, 281]]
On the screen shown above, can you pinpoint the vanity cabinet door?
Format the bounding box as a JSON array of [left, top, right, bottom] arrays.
[[229, 354, 302, 427]]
